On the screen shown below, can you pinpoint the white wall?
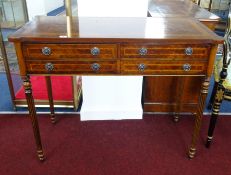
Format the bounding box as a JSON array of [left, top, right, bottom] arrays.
[[26, 0, 64, 20], [26, 0, 46, 20], [44, 0, 64, 14], [79, 0, 149, 121], [78, 0, 148, 17]]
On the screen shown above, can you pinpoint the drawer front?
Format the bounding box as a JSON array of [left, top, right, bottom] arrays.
[[26, 60, 119, 75], [23, 44, 117, 60], [121, 44, 210, 60], [121, 60, 207, 75]]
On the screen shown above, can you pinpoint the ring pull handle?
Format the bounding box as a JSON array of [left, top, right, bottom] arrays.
[[91, 63, 100, 71], [138, 63, 146, 72], [183, 63, 191, 71], [45, 63, 54, 72], [42, 47, 51, 56], [185, 47, 193, 55], [139, 47, 148, 56], [91, 47, 100, 56]]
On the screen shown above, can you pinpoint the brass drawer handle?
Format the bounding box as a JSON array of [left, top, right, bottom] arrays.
[[42, 47, 51, 56], [45, 63, 54, 72], [183, 63, 191, 71], [185, 47, 193, 55], [138, 63, 146, 72], [139, 47, 148, 55], [91, 47, 100, 56], [91, 63, 100, 71]]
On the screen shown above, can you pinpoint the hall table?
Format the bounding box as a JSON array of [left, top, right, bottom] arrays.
[[9, 16, 223, 161]]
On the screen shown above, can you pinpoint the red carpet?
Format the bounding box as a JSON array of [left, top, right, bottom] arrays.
[[15, 76, 73, 100], [0, 114, 230, 175]]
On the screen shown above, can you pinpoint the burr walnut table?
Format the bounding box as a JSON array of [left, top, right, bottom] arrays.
[[9, 16, 223, 161]]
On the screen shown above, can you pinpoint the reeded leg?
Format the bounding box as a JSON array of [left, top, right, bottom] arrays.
[[206, 87, 225, 148], [22, 76, 45, 161], [188, 78, 210, 159], [45, 76, 55, 124]]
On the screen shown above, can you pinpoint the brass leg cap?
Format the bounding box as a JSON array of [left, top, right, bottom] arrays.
[[173, 115, 180, 123], [51, 115, 56, 124], [37, 150, 45, 162], [38, 155, 45, 162], [205, 136, 213, 148], [188, 148, 196, 159]]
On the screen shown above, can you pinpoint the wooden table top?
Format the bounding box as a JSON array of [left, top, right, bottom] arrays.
[[9, 16, 223, 44], [148, 0, 220, 22]]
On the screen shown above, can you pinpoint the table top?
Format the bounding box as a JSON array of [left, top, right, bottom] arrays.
[[9, 16, 223, 44], [148, 0, 220, 21]]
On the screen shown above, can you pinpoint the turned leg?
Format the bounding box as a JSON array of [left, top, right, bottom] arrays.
[[173, 78, 185, 123], [206, 87, 225, 148], [141, 77, 146, 109], [206, 54, 228, 147], [45, 76, 55, 123], [22, 76, 45, 161], [207, 81, 218, 110], [188, 78, 210, 159]]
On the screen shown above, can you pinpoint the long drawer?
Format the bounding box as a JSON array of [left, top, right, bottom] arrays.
[[121, 60, 207, 75], [22, 44, 118, 60], [26, 60, 119, 75], [120, 44, 210, 60]]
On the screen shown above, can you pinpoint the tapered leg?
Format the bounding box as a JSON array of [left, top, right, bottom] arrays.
[[207, 81, 218, 110], [188, 78, 210, 159], [206, 87, 225, 148], [45, 76, 55, 124], [173, 78, 185, 123], [22, 76, 45, 161], [141, 77, 145, 109], [206, 57, 228, 147], [72, 76, 78, 111]]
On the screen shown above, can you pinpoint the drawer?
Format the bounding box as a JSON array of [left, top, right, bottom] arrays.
[[22, 44, 117, 60], [121, 60, 207, 75], [26, 60, 119, 75], [120, 44, 210, 60]]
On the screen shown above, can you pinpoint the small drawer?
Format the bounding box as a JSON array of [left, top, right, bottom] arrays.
[[121, 60, 207, 75], [23, 44, 117, 60], [26, 60, 119, 75], [120, 44, 210, 60]]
